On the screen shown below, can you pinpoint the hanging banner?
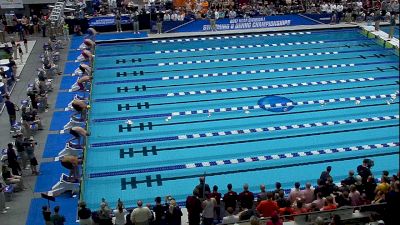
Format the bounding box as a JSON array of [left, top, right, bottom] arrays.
[[0, 0, 23, 9]]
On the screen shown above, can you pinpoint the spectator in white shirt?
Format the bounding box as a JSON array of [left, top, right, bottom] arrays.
[[171, 11, 178, 21], [222, 207, 239, 224], [130, 200, 153, 225], [229, 10, 237, 18], [163, 12, 171, 21]]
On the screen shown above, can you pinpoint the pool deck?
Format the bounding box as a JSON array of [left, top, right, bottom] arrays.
[[360, 25, 399, 48]]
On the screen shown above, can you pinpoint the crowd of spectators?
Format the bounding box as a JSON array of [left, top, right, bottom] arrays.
[[0, 18, 64, 214], [44, 158, 399, 225], [112, 0, 400, 23]]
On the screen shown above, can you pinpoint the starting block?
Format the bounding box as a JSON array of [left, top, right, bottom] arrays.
[[47, 173, 80, 197], [55, 142, 83, 161]]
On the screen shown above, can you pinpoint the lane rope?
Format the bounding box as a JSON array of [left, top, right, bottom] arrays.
[[90, 114, 399, 147]]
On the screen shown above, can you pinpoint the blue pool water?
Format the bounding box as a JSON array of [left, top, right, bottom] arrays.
[[83, 28, 400, 209]]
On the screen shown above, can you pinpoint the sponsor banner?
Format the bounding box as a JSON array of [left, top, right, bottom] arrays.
[[173, 15, 318, 33], [0, 0, 23, 9], [88, 15, 131, 27]]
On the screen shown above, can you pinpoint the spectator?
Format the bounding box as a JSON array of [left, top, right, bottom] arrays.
[[222, 207, 239, 224], [385, 181, 400, 225], [289, 182, 302, 204], [258, 184, 268, 202], [202, 193, 216, 225], [24, 136, 39, 175], [330, 214, 343, 225], [322, 196, 337, 211], [276, 190, 286, 208], [186, 190, 202, 225], [51, 206, 66, 225], [114, 200, 127, 225], [376, 176, 390, 194], [1, 165, 25, 191], [278, 199, 294, 218], [6, 143, 21, 176], [194, 176, 210, 200], [266, 212, 283, 225], [308, 203, 320, 213], [4, 95, 18, 131], [78, 201, 92, 225], [301, 182, 314, 204], [342, 170, 356, 186], [293, 201, 307, 215], [320, 166, 332, 183], [309, 192, 325, 209], [357, 159, 373, 184], [210, 185, 222, 221], [131, 200, 153, 225], [335, 191, 351, 208], [41, 206, 52, 225], [365, 175, 377, 201], [256, 192, 279, 217], [238, 183, 254, 210], [372, 191, 386, 204], [153, 196, 167, 225], [223, 183, 238, 210], [274, 182, 282, 197], [166, 199, 182, 225], [14, 132, 28, 170], [98, 201, 112, 225]]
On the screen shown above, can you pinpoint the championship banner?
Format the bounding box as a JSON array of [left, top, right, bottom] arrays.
[[88, 15, 131, 27], [0, 0, 23, 9], [173, 15, 318, 33]]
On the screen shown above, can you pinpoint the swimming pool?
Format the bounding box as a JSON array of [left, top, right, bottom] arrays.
[[83, 28, 399, 209]]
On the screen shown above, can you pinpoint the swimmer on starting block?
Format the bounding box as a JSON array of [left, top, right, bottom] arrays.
[[68, 126, 90, 146], [71, 99, 90, 120], [60, 155, 82, 182]]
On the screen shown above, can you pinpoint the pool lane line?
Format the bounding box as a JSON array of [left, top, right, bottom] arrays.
[[95, 28, 360, 47], [92, 90, 398, 123], [89, 152, 399, 190], [94, 65, 399, 86], [97, 50, 389, 71], [90, 114, 399, 147], [88, 141, 399, 178], [152, 39, 371, 55], [96, 38, 373, 58], [107, 102, 400, 139], [95, 50, 392, 70], [92, 76, 398, 102], [88, 149, 398, 181], [101, 124, 399, 157], [150, 66, 399, 89], [157, 51, 342, 67], [151, 31, 312, 44]]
